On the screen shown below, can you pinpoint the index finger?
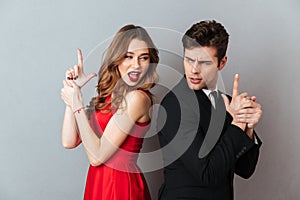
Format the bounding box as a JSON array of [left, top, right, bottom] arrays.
[[77, 48, 83, 67], [232, 74, 239, 98]]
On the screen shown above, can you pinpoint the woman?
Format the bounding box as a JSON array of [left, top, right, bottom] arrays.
[[61, 25, 159, 200]]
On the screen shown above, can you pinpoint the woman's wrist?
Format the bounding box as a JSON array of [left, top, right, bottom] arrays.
[[73, 106, 85, 114], [72, 100, 84, 114], [72, 94, 84, 111]]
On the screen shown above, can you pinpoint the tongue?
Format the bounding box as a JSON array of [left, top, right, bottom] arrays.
[[128, 73, 139, 82]]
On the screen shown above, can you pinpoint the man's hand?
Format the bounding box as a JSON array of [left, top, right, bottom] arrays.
[[235, 98, 262, 129], [222, 74, 262, 133]]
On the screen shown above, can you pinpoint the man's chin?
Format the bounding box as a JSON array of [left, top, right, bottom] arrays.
[[187, 82, 203, 91]]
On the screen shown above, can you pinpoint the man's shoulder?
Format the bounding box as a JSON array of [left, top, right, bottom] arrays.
[[162, 78, 195, 103]]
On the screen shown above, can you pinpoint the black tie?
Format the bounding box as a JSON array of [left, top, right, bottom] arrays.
[[209, 91, 218, 109]]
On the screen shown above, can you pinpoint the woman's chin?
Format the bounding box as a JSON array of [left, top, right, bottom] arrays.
[[123, 78, 139, 87]]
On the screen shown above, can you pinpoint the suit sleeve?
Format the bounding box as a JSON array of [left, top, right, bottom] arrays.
[[158, 92, 259, 185], [234, 131, 262, 178]]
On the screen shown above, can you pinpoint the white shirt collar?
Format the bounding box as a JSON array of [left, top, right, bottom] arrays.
[[202, 87, 218, 97]]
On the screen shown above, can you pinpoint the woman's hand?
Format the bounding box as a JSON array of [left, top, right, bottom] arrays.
[[65, 49, 97, 88], [61, 80, 84, 112]]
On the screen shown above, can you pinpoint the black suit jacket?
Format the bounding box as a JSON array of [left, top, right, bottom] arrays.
[[157, 78, 262, 200]]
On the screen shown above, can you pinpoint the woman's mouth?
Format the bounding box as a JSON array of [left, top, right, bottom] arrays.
[[128, 71, 141, 82]]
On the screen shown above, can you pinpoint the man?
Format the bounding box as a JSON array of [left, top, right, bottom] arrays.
[[157, 20, 262, 200]]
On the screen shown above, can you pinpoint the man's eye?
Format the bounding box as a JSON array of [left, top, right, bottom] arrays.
[[202, 61, 213, 65], [187, 58, 194, 63]]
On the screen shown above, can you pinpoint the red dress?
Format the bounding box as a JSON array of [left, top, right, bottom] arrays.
[[83, 94, 151, 200]]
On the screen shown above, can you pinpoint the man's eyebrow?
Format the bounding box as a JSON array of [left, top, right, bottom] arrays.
[[198, 60, 213, 63], [184, 56, 195, 60]]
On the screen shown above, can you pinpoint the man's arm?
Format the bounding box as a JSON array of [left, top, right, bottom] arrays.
[[158, 92, 256, 185], [234, 131, 262, 178]]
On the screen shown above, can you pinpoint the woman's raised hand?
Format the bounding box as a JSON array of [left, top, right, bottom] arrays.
[[65, 49, 97, 88]]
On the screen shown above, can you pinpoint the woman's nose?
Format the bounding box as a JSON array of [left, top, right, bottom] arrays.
[[132, 57, 140, 68]]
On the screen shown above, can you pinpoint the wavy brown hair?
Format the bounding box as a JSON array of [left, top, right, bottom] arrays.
[[94, 25, 159, 112]]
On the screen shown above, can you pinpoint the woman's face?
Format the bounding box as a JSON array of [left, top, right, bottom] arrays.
[[118, 39, 150, 86]]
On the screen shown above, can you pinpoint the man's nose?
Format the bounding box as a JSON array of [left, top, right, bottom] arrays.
[[191, 62, 200, 73]]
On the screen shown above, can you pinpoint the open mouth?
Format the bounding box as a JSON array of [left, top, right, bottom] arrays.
[[128, 71, 141, 82]]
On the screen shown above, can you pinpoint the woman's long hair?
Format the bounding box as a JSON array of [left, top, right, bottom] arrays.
[[93, 25, 159, 112]]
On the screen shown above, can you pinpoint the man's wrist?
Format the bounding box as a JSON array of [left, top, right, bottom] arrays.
[[231, 121, 246, 131]]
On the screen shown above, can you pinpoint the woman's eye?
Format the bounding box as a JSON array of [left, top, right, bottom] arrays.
[[125, 55, 133, 59], [140, 56, 149, 61]]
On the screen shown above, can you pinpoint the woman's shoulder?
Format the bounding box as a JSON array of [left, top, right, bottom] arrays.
[[126, 90, 152, 106]]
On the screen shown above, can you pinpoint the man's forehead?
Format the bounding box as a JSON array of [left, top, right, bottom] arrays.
[[184, 47, 216, 60]]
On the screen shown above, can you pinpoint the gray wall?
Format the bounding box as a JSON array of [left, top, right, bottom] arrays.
[[1, 0, 299, 199]]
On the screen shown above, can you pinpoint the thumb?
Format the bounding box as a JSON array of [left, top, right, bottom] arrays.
[[86, 72, 97, 82], [221, 94, 230, 110], [222, 94, 236, 119]]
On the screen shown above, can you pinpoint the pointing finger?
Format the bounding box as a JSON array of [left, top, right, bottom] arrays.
[[77, 48, 83, 68], [232, 74, 239, 98]]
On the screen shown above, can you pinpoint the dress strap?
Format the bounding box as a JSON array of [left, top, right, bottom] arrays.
[[137, 89, 153, 105]]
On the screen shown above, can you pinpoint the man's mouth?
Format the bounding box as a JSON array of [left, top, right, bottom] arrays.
[[189, 77, 202, 84]]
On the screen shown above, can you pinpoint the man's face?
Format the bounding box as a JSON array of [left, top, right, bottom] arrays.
[[183, 46, 226, 91]]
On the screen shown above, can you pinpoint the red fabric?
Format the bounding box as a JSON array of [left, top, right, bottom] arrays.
[[84, 94, 151, 200]]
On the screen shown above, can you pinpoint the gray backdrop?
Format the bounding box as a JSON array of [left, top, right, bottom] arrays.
[[1, 0, 299, 199]]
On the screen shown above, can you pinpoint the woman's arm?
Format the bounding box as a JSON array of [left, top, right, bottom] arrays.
[[61, 48, 97, 149], [62, 105, 82, 148], [63, 82, 151, 166]]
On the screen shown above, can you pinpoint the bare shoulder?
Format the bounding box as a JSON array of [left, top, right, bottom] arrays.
[[125, 90, 152, 120], [126, 90, 151, 107]]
